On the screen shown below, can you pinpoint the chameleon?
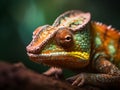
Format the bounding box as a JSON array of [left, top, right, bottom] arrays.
[[26, 10, 120, 87]]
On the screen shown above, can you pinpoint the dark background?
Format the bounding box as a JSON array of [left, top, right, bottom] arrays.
[[0, 0, 120, 75]]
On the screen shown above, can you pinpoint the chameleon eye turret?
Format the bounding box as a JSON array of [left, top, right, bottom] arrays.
[[55, 28, 74, 49]]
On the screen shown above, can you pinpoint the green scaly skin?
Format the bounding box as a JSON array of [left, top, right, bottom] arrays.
[[26, 10, 120, 87]]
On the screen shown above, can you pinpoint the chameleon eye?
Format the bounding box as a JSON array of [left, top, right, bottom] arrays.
[[55, 28, 74, 48], [65, 35, 72, 42]]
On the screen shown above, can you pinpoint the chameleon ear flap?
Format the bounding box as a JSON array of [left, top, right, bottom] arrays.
[[53, 10, 91, 31]]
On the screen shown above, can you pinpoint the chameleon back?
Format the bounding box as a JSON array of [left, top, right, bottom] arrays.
[[90, 22, 120, 67]]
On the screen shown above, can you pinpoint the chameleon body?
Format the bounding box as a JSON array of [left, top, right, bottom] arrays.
[[26, 10, 120, 87]]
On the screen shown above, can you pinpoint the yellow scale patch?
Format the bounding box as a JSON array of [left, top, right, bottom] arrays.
[[67, 51, 90, 60]]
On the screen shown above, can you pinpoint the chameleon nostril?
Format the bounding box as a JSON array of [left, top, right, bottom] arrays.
[[26, 44, 40, 54]]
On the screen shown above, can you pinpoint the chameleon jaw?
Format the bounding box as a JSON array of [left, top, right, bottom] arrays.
[[27, 51, 90, 69]]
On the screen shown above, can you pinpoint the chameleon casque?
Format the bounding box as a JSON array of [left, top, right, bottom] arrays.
[[26, 10, 120, 87]]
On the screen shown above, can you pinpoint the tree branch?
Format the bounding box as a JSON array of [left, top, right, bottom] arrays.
[[0, 61, 102, 90]]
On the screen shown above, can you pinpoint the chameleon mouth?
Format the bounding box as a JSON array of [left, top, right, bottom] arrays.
[[27, 51, 90, 69]]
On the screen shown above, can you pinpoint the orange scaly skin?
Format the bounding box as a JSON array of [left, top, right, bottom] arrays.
[[91, 22, 120, 66], [26, 10, 120, 87]]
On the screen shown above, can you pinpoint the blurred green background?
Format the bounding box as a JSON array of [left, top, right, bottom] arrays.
[[0, 0, 120, 75]]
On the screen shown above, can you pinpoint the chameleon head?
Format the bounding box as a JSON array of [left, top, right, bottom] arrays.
[[26, 10, 91, 69]]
